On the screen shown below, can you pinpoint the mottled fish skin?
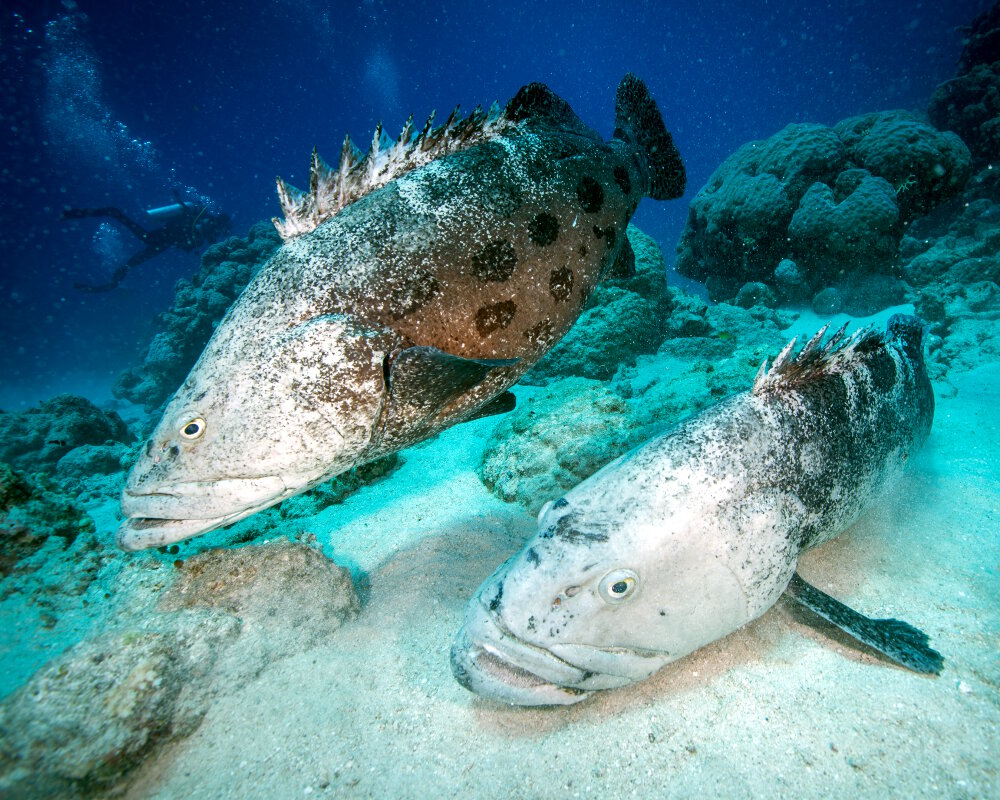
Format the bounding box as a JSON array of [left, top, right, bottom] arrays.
[[118, 75, 685, 551], [451, 315, 934, 706]]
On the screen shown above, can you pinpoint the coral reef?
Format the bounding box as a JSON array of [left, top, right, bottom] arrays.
[[0, 394, 133, 474], [675, 113, 971, 309], [0, 464, 97, 577], [113, 222, 282, 412]]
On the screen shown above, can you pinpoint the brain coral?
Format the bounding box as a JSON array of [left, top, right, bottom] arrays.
[[676, 112, 971, 302]]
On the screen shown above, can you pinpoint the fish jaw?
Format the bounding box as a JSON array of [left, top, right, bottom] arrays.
[[117, 475, 292, 551], [450, 607, 594, 706]]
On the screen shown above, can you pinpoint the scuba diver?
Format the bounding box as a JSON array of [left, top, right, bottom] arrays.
[[62, 196, 232, 292]]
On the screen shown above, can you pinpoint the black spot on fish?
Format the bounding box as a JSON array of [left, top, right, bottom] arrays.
[[489, 581, 504, 613], [549, 267, 574, 303], [528, 213, 559, 246], [553, 498, 568, 509], [578, 244, 588, 258], [526, 548, 541, 567], [474, 300, 518, 337], [593, 224, 617, 250], [614, 165, 631, 195], [523, 318, 556, 348], [388, 269, 440, 319], [470, 240, 518, 282], [527, 615, 537, 632], [576, 176, 604, 213]]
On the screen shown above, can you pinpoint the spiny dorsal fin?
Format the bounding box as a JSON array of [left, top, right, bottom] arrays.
[[270, 81, 596, 241], [752, 322, 877, 395], [272, 100, 511, 241]]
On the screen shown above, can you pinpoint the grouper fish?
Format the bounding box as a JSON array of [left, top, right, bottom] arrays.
[[451, 315, 943, 706], [117, 75, 685, 550]]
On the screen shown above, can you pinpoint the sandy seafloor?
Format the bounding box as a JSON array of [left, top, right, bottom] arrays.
[[14, 307, 1000, 798]]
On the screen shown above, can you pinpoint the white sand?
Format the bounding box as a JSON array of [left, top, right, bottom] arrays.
[[117, 324, 999, 799]]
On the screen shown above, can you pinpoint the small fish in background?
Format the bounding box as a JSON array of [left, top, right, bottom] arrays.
[[117, 75, 686, 551], [452, 315, 943, 706]]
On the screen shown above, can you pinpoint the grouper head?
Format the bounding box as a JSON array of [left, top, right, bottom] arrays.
[[118, 314, 394, 551], [451, 489, 749, 706]]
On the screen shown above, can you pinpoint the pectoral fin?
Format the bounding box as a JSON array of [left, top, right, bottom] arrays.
[[386, 346, 518, 415], [462, 391, 516, 423], [604, 234, 635, 280], [784, 572, 943, 675]]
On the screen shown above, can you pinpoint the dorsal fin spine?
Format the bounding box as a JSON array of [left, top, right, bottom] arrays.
[[753, 323, 884, 396], [273, 97, 515, 241]]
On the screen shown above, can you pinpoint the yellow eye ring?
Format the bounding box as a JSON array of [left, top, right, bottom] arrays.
[[180, 417, 207, 440], [599, 569, 638, 604]]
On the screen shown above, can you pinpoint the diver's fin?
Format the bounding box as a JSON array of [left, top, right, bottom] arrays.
[[604, 234, 635, 280], [462, 391, 516, 423], [386, 346, 518, 416], [613, 74, 685, 200], [784, 572, 943, 675]]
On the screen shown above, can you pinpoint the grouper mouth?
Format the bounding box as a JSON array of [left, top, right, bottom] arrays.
[[450, 604, 643, 706], [117, 475, 292, 551]]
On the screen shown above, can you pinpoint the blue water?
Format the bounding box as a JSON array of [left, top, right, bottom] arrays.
[[0, 0, 988, 409]]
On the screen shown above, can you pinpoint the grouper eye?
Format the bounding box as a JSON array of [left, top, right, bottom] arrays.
[[599, 569, 639, 604], [180, 417, 207, 440]]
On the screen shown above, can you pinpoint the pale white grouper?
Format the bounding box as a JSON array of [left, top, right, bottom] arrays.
[[117, 75, 686, 550], [452, 315, 943, 706]]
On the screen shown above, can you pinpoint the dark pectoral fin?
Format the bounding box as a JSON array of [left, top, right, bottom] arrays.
[[462, 391, 516, 423], [784, 573, 943, 675], [386, 346, 518, 415], [604, 235, 635, 280]]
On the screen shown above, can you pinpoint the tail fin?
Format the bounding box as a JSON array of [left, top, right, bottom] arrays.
[[613, 74, 685, 200], [887, 314, 928, 363]]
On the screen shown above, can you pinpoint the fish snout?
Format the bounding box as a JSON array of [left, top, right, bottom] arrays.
[[117, 475, 290, 551], [450, 605, 592, 706]]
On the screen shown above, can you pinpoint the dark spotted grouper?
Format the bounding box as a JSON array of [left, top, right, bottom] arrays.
[[117, 75, 685, 550], [452, 315, 943, 706]]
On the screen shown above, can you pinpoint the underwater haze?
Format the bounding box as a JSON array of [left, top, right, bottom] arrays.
[[0, 0, 985, 406], [1, 0, 999, 798]]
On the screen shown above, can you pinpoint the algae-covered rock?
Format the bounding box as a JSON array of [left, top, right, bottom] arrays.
[[833, 111, 972, 222], [0, 620, 236, 798], [0, 539, 359, 797], [0, 395, 133, 474], [158, 539, 359, 640], [0, 465, 96, 577], [478, 378, 643, 512]]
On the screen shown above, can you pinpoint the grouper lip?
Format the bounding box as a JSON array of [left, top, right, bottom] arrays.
[[451, 608, 593, 707], [117, 475, 292, 552]]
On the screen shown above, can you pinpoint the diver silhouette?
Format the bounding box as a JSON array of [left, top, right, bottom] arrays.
[[62, 197, 231, 292]]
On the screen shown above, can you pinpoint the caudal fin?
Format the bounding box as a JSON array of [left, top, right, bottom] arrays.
[[613, 74, 685, 200]]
